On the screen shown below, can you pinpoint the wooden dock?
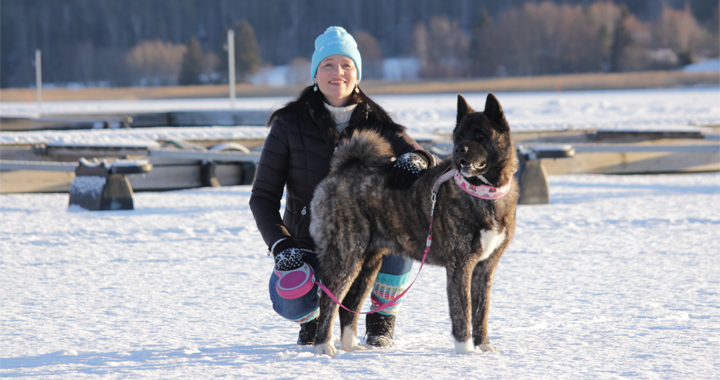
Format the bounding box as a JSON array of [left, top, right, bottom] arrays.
[[2, 128, 718, 194], [0, 109, 273, 131]]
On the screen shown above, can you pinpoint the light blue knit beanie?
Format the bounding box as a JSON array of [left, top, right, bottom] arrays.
[[311, 26, 362, 83]]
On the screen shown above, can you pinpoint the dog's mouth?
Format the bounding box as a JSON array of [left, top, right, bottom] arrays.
[[459, 158, 487, 176]]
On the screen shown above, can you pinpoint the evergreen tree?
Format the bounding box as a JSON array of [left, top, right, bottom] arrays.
[[469, 7, 491, 77], [610, 7, 632, 72], [598, 24, 613, 72], [233, 20, 262, 81], [178, 37, 204, 85]]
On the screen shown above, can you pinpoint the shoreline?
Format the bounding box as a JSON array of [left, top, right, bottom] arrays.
[[1, 70, 717, 102]]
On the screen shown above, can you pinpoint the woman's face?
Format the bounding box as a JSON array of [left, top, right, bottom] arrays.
[[314, 54, 358, 107]]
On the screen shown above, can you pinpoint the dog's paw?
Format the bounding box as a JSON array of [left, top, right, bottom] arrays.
[[477, 344, 497, 352], [345, 344, 368, 353], [341, 326, 368, 353], [454, 339, 478, 354], [314, 343, 337, 358]]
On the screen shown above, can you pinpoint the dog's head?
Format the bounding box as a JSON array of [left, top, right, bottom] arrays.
[[452, 93, 518, 187]]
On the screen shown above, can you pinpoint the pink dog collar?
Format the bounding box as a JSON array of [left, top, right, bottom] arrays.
[[275, 263, 315, 299], [453, 171, 511, 200]]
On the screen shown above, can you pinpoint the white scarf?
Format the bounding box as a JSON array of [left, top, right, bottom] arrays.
[[325, 103, 358, 133]]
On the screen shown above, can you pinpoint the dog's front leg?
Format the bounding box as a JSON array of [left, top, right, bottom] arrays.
[[446, 263, 477, 354], [471, 260, 499, 352]]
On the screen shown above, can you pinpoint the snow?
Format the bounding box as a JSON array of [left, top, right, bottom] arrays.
[[1, 88, 720, 378], [1, 173, 719, 378], [2, 88, 719, 141], [68, 176, 106, 199], [380, 87, 720, 135], [0, 126, 269, 147]]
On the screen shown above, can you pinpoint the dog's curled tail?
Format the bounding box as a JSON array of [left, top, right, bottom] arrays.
[[330, 130, 395, 173]]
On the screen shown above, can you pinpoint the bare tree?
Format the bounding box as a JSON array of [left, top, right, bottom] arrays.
[[652, 3, 712, 64], [491, 1, 624, 76], [353, 30, 384, 80], [414, 16, 470, 78], [413, 22, 429, 76], [125, 40, 187, 86]]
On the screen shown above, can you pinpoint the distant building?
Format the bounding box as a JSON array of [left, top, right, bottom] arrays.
[[383, 58, 421, 81], [683, 58, 720, 73]]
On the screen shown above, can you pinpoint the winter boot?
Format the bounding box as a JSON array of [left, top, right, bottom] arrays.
[[297, 318, 318, 346], [365, 313, 395, 347]]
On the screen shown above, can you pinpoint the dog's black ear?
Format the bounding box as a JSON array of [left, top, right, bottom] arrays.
[[457, 94, 474, 127], [484, 93, 509, 131]]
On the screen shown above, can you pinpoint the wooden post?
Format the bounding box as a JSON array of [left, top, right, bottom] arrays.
[[35, 49, 42, 108], [227, 30, 236, 109]]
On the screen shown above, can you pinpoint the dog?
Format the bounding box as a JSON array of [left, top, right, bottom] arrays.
[[309, 93, 518, 357]]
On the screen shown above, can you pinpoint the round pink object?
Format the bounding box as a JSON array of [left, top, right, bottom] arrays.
[[275, 264, 315, 299]]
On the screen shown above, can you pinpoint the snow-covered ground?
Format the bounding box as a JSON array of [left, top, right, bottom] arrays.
[[1, 172, 719, 378], [1, 88, 720, 378], [2, 87, 719, 141], [384, 87, 720, 134]]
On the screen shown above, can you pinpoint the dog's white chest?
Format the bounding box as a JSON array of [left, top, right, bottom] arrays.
[[478, 227, 506, 261]]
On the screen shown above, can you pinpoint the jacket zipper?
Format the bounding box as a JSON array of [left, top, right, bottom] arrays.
[[294, 206, 307, 236]]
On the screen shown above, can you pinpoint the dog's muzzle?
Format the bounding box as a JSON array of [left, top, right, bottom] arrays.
[[455, 143, 488, 177]]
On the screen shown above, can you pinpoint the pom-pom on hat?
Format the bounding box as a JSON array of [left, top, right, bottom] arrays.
[[311, 26, 362, 83]]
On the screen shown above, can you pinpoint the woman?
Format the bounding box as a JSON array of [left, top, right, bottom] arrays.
[[249, 27, 436, 347]]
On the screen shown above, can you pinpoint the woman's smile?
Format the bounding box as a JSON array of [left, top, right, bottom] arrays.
[[315, 54, 357, 107]]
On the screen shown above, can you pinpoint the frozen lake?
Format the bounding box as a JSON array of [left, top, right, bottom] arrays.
[[1, 87, 719, 137], [1, 173, 718, 378]]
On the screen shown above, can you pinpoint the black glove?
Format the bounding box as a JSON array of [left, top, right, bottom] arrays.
[[272, 239, 305, 271], [384, 151, 430, 190]]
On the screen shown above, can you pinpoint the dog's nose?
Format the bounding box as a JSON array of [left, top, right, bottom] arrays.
[[455, 145, 468, 154]]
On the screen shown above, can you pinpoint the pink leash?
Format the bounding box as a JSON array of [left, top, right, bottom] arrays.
[[315, 166, 458, 314]]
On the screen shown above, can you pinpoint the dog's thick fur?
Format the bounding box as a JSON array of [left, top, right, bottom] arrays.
[[310, 94, 518, 357]]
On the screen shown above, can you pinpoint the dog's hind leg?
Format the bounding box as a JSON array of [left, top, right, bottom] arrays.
[[470, 260, 499, 352], [446, 263, 477, 354], [338, 251, 384, 352], [314, 250, 366, 358]]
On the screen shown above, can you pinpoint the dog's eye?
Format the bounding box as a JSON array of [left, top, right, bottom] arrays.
[[456, 134, 464, 141]]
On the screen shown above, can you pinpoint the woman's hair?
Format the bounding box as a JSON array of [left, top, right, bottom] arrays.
[[268, 85, 404, 144]]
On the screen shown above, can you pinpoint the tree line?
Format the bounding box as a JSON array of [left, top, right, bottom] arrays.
[[1, 0, 717, 88]]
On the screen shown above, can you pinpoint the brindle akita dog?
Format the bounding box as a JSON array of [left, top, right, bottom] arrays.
[[310, 93, 518, 357]]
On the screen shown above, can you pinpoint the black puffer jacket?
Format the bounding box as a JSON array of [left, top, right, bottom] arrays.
[[249, 103, 426, 251]]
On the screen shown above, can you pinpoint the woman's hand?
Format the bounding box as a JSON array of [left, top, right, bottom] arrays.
[[273, 239, 305, 271], [384, 151, 429, 191]]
